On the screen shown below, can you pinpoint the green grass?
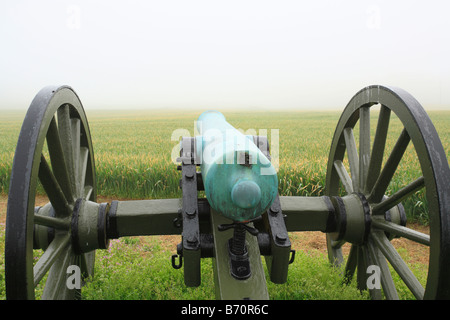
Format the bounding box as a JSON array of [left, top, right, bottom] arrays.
[[0, 223, 429, 300], [79, 234, 429, 300], [80, 236, 371, 300]]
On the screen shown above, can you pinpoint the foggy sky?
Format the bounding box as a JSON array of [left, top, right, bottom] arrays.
[[1, 0, 449, 111]]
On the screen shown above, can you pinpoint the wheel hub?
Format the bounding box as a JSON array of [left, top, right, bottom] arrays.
[[329, 193, 371, 245], [34, 199, 109, 254], [71, 199, 110, 254], [330, 192, 408, 246]]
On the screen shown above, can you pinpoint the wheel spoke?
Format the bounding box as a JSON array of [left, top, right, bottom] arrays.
[[365, 240, 383, 300], [356, 246, 368, 291], [38, 154, 71, 217], [343, 128, 359, 192], [368, 128, 410, 203], [372, 176, 425, 215], [71, 118, 81, 195], [33, 233, 71, 287], [57, 105, 76, 195], [356, 244, 383, 299], [371, 230, 425, 300], [331, 238, 346, 250], [372, 218, 430, 246], [78, 147, 89, 197], [343, 244, 357, 285], [366, 105, 391, 192], [334, 160, 353, 194], [359, 106, 371, 193], [80, 251, 95, 279], [46, 116, 74, 204], [41, 247, 78, 300], [366, 235, 399, 300], [84, 185, 93, 200], [328, 237, 344, 267], [34, 214, 70, 230]]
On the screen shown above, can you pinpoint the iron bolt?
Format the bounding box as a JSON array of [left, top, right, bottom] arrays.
[[270, 206, 279, 215], [276, 233, 287, 243], [185, 208, 196, 217], [185, 171, 194, 179], [186, 236, 198, 245], [237, 266, 247, 273]]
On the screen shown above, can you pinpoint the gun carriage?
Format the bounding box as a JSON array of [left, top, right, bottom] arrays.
[[5, 85, 450, 299]]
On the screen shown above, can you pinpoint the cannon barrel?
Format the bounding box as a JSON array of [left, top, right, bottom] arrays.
[[195, 111, 278, 222]]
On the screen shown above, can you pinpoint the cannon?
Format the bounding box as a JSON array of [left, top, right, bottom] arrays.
[[4, 85, 450, 300]]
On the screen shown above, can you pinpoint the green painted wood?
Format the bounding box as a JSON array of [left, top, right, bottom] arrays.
[[371, 176, 425, 215], [343, 127, 359, 192], [280, 196, 333, 232], [33, 233, 71, 286], [371, 230, 425, 299], [365, 106, 391, 193], [368, 128, 410, 204], [333, 160, 353, 194], [372, 217, 430, 246], [57, 105, 76, 196], [359, 106, 371, 193], [46, 116, 74, 206], [366, 234, 399, 300], [38, 154, 71, 217], [210, 208, 269, 300], [114, 199, 182, 236]]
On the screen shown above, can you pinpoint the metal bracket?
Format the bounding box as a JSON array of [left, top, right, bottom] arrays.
[[171, 253, 183, 269], [178, 137, 202, 287], [289, 249, 296, 264], [263, 194, 292, 284], [227, 239, 251, 280], [218, 218, 260, 280]]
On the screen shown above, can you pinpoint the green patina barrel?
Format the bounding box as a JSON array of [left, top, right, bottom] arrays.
[[196, 111, 278, 222]]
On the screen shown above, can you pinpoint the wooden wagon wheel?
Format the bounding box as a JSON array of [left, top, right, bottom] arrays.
[[325, 85, 450, 299], [5, 86, 100, 299]]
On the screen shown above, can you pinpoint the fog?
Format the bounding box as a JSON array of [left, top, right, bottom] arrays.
[[1, 0, 449, 111]]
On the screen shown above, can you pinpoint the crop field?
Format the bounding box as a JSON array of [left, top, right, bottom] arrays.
[[0, 108, 449, 300], [1, 108, 449, 221]]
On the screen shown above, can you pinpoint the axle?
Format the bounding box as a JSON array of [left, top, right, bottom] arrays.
[[33, 193, 396, 253]]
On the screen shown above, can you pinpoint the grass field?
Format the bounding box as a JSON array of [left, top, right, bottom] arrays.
[[0, 108, 448, 300]]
